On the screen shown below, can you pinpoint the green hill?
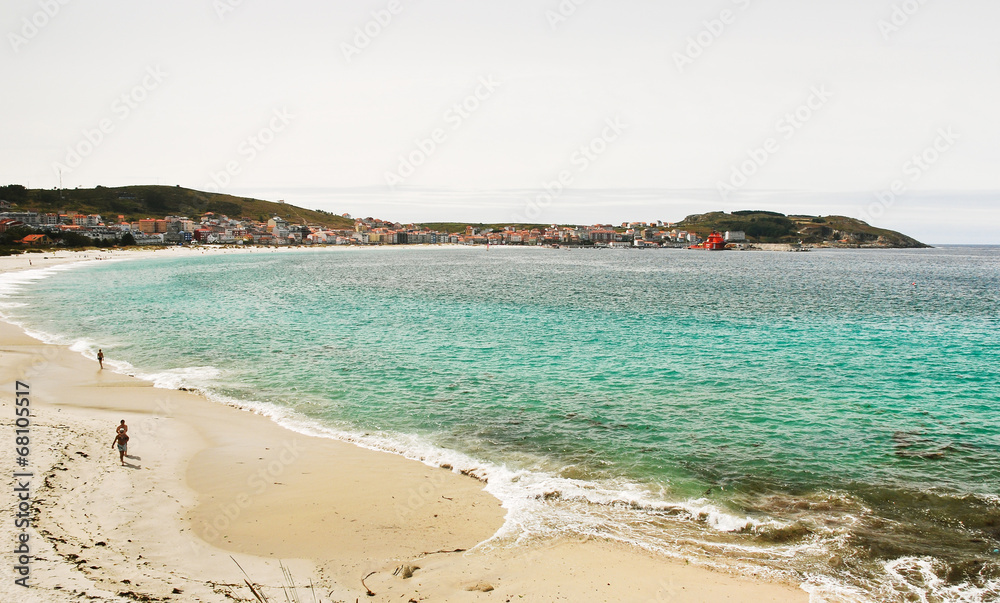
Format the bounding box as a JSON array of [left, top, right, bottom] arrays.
[[0, 184, 354, 229], [677, 210, 929, 247]]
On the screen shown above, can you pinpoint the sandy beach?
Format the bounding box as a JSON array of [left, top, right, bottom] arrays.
[[0, 247, 809, 602]]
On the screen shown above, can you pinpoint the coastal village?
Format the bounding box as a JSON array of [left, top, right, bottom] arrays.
[[0, 185, 926, 249], [0, 207, 739, 248]]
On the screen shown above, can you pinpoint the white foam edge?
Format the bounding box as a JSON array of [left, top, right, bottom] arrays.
[[883, 556, 1000, 603], [0, 259, 128, 327], [799, 574, 873, 603], [0, 261, 102, 298]]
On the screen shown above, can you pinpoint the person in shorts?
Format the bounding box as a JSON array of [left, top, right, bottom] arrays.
[[112, 431, 129, 466]]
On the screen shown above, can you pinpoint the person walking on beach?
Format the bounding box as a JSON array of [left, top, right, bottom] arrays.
[[97, 349, 104, 370], [112, 430, 129, 466]]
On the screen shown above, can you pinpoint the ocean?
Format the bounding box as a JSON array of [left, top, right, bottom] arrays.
[[2, 245, 998, 602]]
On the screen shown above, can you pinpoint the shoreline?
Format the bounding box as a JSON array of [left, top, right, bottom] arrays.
[[0, 248, 808, 602]]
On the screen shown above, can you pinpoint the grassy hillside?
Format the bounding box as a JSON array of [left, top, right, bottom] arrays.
[[1, 185, 354, 229], [678, 210, 928, 247]]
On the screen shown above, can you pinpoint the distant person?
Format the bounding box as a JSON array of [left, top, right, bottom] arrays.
[[112, 431, 129, 466], [117, 420, 128, 435], [97, 349, 104, 370]]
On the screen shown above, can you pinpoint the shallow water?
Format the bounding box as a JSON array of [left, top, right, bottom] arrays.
[[3, 245, 998, 601]]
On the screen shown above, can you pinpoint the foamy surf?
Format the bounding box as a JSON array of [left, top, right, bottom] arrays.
[[134, 365, 224, 390], [0, 264, 82, 309]]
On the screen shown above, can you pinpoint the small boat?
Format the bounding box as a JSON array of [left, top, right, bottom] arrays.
[[688, 231, 727, 250]]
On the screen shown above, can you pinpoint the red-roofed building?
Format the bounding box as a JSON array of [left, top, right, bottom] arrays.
[[18, 234, 53, 246], [0, 218, 23, 233]]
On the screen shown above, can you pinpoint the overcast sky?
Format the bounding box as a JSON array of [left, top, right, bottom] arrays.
[[2, 0, 997, 243]]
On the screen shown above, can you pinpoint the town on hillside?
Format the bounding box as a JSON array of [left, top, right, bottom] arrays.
[[0, 208, 736, 248]]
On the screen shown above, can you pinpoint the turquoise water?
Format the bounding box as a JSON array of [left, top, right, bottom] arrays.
[[3, 246, 999, 601]]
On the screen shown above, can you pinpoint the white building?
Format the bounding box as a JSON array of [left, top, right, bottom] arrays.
[[0, 211, 40, 225]]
